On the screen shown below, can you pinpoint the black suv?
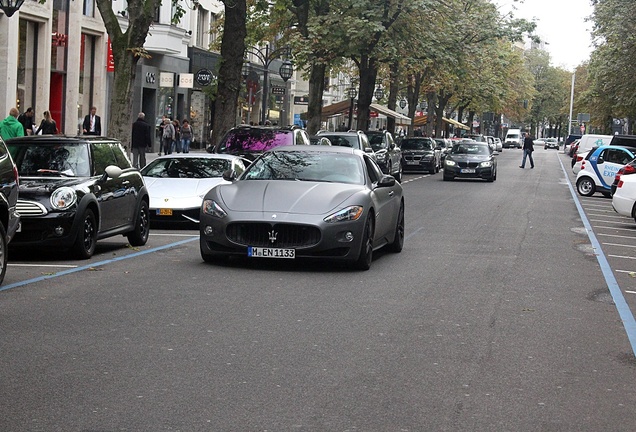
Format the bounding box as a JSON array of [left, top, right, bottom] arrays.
[[366, 130, 402, 182], [213, 125, 310, 161], [7, 136, 150, 259], [0, 137, 20, 285]]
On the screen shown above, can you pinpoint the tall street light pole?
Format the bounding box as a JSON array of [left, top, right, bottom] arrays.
[[347, 87, 357, 131], [244, 44, 293, 125], [568, 71, 576, 136]]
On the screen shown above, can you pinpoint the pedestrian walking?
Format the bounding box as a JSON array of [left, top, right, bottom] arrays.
[[0, 108, 25, 140], [172, 119, 181, 153], [520, 132, 535, 169], [82, 106, 101, 135], [131, 112, 152, 169], [17, 107, 34, 135], [162, 118, 175, 155], [34, 110, 58, 135], [180, 119, 193, 153]]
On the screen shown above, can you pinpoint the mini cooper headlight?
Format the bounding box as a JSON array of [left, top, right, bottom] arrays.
[[202, 199, 227, 219], [50, 187, 77, 210], [324, 206, 364, 223], [445, 159, 456, 166], [479, 161, 493, 168]]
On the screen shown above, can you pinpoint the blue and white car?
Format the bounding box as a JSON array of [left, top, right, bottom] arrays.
[[575, 145, 636, 197]]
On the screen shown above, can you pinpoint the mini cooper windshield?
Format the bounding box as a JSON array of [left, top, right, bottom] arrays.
[[242, 151, 365, 184], [10, 143, 91, 177]]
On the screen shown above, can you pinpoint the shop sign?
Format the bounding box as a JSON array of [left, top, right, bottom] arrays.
[[179, 73, 194, 89], [160, 72, 174, 88], [195, 69, 214, 86]]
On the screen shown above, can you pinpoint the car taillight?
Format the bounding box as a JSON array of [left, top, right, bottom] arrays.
[[12, 164, 18, 187], [581, 161, 586, 169], [624, 165, 636, 175], [576, 155, 583, 162], [618, 180, 624, 188]]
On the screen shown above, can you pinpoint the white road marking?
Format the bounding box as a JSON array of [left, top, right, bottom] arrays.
[[8, 263, 78, 268]]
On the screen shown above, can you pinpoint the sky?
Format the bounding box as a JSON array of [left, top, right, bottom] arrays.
[[494, 0, 595, 71]]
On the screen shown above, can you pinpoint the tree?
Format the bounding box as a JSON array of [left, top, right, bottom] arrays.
[[96, 0, 160, 150]]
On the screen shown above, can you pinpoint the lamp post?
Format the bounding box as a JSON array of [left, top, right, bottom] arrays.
[[399, 98, 407, 109], [374, 85, 384, 101], [0, 0, 25, 17], [347, 87, 357, 131], [244, 44, 293, 125]]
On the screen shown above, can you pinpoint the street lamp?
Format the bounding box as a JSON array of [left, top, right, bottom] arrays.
[[0, 0, 25, 17], [399, 98, 407, 109], [347, 87, 357, 131], [244, 44, 293, 125], [420, 100, 428, 112]]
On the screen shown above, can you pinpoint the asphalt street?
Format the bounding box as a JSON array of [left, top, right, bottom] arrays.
[[1, 147, 635, 431]]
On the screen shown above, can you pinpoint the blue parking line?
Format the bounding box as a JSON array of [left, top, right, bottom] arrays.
[[0, 236, 199, 293], [560, 156, 636, 355]]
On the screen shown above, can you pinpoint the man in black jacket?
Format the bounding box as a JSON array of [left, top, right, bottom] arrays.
[[82, 106, 101, 135], [131, 112, 152, 168], [520, 132, 535, 169]]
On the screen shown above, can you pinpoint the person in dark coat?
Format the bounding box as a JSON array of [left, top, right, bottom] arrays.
[[34, 110, 58, 135], [17, 107, 34, 135], [82, 106, 101, 135], [520, 132, 535, 169], [131, 112, 152, 168]]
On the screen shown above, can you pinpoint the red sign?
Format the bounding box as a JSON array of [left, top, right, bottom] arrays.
[[107, 38, 115, 72], [370, 111, 378, 118]]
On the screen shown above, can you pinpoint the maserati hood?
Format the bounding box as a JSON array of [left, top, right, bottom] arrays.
[[217, 180, 364, 215]]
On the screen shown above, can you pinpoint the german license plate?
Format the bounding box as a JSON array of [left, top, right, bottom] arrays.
[[157, 208, 173, 216], [248, 247, 295, 259], [407, 161, 419, 165], [461, 168, 475, 174]]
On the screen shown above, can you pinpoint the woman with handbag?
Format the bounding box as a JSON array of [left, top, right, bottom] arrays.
[[35, 111, 58, 135]]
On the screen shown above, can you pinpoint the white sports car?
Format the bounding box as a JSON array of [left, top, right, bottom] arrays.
[[141, 153, 250, 224]]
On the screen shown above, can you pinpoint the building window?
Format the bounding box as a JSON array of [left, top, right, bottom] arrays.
[[83, 0, 94, 17]]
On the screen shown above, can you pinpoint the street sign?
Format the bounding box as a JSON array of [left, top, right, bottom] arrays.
[[577, 113, 590, 123], [271, 86, 286, 95], [195, 69, 214, 86], [294, 96, 309, 105]]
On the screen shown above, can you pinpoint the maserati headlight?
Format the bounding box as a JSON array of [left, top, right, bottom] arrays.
[[324, 206, 364, 223], [479, 161, 493, 168], [445, 159, 456, 166], [50, 187, 77, 210], [202, 199, 227, 219]]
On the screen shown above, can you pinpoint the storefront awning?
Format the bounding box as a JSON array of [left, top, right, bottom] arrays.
[[413, 115, 469, 130], [320, 101, 411, 125], [369, 103, 411, 125]]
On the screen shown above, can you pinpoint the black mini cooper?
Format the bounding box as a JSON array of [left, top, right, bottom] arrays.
[[7, 136, 150, 258]]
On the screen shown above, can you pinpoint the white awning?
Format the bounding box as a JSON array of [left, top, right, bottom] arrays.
[[370, 103, 412, 125]]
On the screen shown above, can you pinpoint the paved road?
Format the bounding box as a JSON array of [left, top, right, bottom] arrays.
[[1, 147, 635, 431]]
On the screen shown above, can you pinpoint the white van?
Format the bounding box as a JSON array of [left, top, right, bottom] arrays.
[[503, 129, 522, 148], [576, 134, 613, 154]]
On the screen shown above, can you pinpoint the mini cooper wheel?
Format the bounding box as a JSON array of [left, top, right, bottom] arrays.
[[73, 209, 97, 259], [576, 176, 596, 197], [127, 200, 150, 246], [354, 214, 374, 270]]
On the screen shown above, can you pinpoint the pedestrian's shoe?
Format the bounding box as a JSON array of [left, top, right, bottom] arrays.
[[519, 166, 524, 168], [531, 166, 534, 169]]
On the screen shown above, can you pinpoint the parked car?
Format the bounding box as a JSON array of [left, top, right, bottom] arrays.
[[494, 137, 503, 152], [199, 146, 404, 270], [366, 130, 402, 181], [443, 141, 497, 182], [0, 136, 20, 285], [434, 138, 453, 161], [612, 173, 636, 222], [6, 135, 150, 258], [141, 153, 250, 225], [213, 125, 310, 161], [316, 130, 376, 160], [611, 158, 636, 195], [400, 137, 441, 174], [575, 145, 636, 197]]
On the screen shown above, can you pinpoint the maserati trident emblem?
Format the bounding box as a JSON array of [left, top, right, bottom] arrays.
[[268, 230, 278, 244]]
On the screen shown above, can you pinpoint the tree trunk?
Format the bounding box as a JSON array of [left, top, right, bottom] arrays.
[[356, 55, 378, 132], [306, 62, 326, 135], [210, 0, 247, 149]]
